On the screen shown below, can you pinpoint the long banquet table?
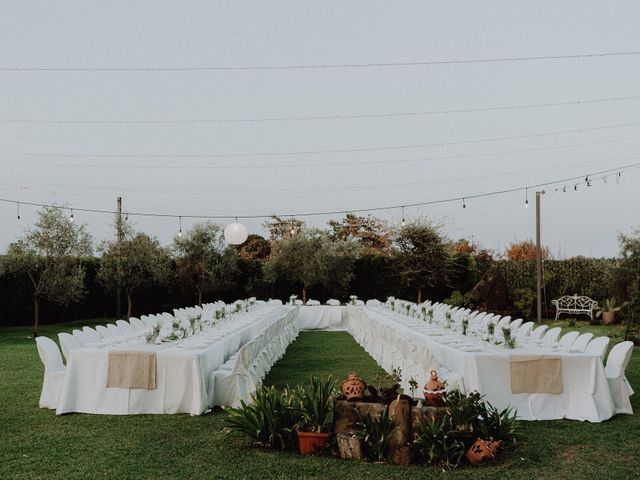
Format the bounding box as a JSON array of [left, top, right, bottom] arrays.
[[55, 304, 622, 421], [352, 306, 616, 422], [56, 305, 294, 415]]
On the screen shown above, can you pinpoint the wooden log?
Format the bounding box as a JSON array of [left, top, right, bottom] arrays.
[[336, 433, 365, 461], [388, 398, 412, 466]]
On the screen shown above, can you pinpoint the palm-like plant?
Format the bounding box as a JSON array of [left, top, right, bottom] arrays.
[[293, 376, 337, 433]]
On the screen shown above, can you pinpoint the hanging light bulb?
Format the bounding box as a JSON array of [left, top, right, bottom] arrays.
[[125, 212, 129, 221], [462, 198, 466, 209], [524, 188, 529, 208], [17, 202, 20, 220], [70, 209, 74, 223], [401, 206, 406, 227], [562, 186, 567, 193], [574, 184, 578, 191], [603, 175, 608, 184], [617, 172, 622, 183], [178, 216, 183, 237]]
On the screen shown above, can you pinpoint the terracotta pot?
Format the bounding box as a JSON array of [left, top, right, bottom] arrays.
[[465, 439, 502, 465], [297, 431, 331, 455], [423, 370, 446, 407], [602, 311, 615, 325], [341, 371, 367, 401]]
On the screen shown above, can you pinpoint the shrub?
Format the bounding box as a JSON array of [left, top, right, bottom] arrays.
[[512, 288, 535, 319], [443, 290, 474, 308]]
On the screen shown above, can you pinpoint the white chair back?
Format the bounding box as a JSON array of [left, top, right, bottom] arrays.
[[57, 332, 81, 361], [605, 341, 634, 378], [571, 332, 594, 352], [508, 318, 523, 331], [559, 331, 580, 347], [530, 325, 549, 340], [95, 325, 111, 338], [366, 299, 381, 306], [543, 327, 562, 344], [35, 336, 65, 373], [518, 321, 535, 336], [585, 336, 610, 360]]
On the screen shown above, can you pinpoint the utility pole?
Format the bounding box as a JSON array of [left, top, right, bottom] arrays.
[[535, 191, 545, 323], [116, 196, 123, 319]]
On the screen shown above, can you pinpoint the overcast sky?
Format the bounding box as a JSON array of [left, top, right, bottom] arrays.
[[1, 1, 639, 257]]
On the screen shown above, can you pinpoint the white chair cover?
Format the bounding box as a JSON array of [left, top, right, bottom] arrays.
[[559, 331, 580, 347], [326, 299, 340, 306], [530, 325, 549, 340], [57, 332, 81, 362], [35, 336, 66, 409], [605, 341, 634, 414], [366, 299, 381, 306], [585, 336, 610, 361], [572, 333, 594, 352], [543, 327, 562, 344]]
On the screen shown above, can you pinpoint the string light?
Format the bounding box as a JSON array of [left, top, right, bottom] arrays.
[[0, 161, 637, 224], [178, 216, 183, 237], [401, 206, 406, 227], [17, 202, 20, 220], [69, 209, 74, 223], [525, 188, 529, 208]]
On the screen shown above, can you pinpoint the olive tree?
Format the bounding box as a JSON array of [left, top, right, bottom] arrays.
[[172, 222, 238, 305], [265, 229, 360, 303], [395, 219, 450, 304], [1, 207, 92, 335], [98, 230, 170, 318], [618, 229, 640, 341]]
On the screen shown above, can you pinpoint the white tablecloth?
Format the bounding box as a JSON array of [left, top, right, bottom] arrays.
[[295, 305, 345, 330], [56, 306, 292, 415], [354, 306, 616, 422]]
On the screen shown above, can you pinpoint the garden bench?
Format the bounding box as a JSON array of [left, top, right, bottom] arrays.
[[551, 294, 599, 320]]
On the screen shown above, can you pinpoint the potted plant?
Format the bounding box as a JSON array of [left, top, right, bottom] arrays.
[[596, 297, 624, 325], [294, 375, 336, 454]]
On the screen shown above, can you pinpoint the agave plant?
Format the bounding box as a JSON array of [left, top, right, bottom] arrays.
[[480, 404, 518, 444], [292, 375, 337, 433], [412, 415, 465, 469], [225, 386, 300, 450]]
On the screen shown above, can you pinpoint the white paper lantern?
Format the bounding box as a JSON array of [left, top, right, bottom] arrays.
[[224, 222, 249, 245]]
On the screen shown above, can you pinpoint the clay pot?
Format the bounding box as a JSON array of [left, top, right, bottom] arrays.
[[602, 311, 615, 325], [297, 431, 331, 455], [341, 371, 367, 401], [465, 438, 502, 465], [423, 370, 446, 407]]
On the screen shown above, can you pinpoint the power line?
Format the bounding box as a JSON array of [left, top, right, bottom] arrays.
[[6, 120, 640, 159], [3, 95, 640, 124], [1, 161, 637, 220], [2, 50, 639, 71], [3, 136, 639, 170]]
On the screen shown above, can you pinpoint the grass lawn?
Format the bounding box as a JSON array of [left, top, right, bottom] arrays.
[[0, 321, 638, 479]]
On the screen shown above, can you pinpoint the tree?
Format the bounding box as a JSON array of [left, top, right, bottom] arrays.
[[237, 234, 271, 260], [262, 216, 305, 241], [172, 222, 238, 305], [265, 229, 360, 303], [505, 240, 550, 261], [1, 207, 92, 335], [617, 229, 640, 341], [395, 219, 450, 303], [328, 214, 394, 255], [98, 230, 170, 318]]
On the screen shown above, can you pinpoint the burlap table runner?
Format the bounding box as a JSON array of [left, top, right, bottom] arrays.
[[510, 355, 563, 394], [107, 351, 157, 390]]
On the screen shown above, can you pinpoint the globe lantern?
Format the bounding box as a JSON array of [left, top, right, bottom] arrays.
[[224, 222, 248, 245]]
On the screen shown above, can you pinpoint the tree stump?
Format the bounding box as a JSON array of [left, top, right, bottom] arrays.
[[388, 398, 412, 466], [336, 433, 364, 461]]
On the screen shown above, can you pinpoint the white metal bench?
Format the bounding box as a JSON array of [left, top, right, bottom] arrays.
[[551, 294, 599, 320]]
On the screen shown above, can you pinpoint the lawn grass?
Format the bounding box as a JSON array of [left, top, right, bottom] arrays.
[[0, 323, 638, 479]]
